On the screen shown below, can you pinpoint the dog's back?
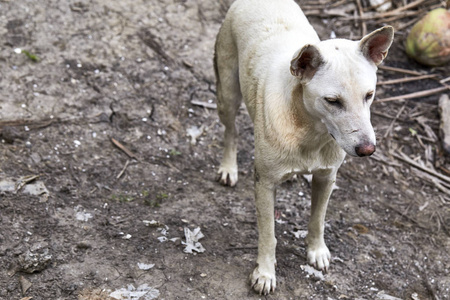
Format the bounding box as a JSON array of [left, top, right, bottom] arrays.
[[215, 0, 319, 120], [224, 0, 317, 51]]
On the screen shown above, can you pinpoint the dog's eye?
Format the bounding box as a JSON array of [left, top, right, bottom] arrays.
[[324, 97, 342, 107], [365, 92, 374, 102]]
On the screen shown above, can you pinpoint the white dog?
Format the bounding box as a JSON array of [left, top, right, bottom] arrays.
[[214, 0, 393, 295]]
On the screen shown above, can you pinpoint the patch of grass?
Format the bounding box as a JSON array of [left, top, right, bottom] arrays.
[[156, 192, 168, 200], [169, 149, 181, 156], [111, 193, 135, 203], [144, 191, 168, 207], [22, 50, 39, 62]]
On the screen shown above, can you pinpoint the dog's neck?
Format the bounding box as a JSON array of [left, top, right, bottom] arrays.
[[262, 67, 333, 153], [290, 79, 335, 146]]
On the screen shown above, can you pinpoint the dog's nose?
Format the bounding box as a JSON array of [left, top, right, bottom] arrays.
[[355, 142, 376, 157]]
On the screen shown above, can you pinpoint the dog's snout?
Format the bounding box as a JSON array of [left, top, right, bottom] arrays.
[[355, 142, 375, 157]]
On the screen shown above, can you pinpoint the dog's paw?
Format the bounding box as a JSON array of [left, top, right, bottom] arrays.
[[216, 165, 238, 187], [307, 243, 331, 273], [249, 265, 276, 295]]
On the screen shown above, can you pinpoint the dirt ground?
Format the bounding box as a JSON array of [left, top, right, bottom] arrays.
[[1, 0, 449, 299]]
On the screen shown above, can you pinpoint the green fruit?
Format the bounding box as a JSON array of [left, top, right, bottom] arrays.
[[405, 8, 450, 67]]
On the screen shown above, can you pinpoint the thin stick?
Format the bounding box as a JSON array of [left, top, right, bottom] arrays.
[[304, 10, 348, 17], [377, 10, 421, 23], [370, 152, 403, 167], [344, 10, 417, 21], [392, 152, 450, 184], [377, 74, 437, 86], [191, 100, 217, 110], [373, 2, 442, 23], [376, 86, 449, 103], [395, 14, 423, 31], [329, 0, 350, 8], [382, 0, 428, 15], [117, 160, 130, 179], [0, 119, 54, 130], [111, 137, 139, 160], [372, 111, 406, 122], [440, 76, 450, 84], [355, 0, 367, 36], [440, 166, 450, 176], [383, 104, 406, 139], [412, 168, 450, 195], [380, 201, 428, 230], [348, 0, 429, 20], [378, 65, 423, 76]]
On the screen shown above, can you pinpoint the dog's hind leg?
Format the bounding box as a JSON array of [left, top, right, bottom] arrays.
[[214, 24, 242, 187]]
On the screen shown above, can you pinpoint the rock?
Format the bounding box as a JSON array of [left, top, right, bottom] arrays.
[[1, 126, 24, 143], [17, 249, 52, 273], [439, 94, 450, 154]]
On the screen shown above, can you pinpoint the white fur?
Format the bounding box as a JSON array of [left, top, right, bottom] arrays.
[[214, 0, 393, 295]]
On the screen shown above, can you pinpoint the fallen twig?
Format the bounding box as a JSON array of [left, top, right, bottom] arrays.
[[344, 9, 418, 21], [376, 86, 450, 103], [329, 0, 349, 8], [138, 29, 173, 64], [416, 116, 438, 142], [0, 119, 53, 131], [395, 14, 424, 31], [382, 103, 406, 139], [378, 10, 422, 23], [346, 0, 430, 21], [377, 74, 437, 86], [392, 152, 450, 185], [191, 100, 217, 110], [412, 168, 450, 196], [111, 137, 139, 160], [440, 166, 450, 176], [380, 201, 428, 230], [304, 9, 348, 17], [370, 152, 403, 168], [372, 111, 407, 122], [117, 160, 131, 179], [378, 65, 423, 76], [300, 4, 328, 10], [355, 0, 367, 36], [380, 0, 428, 16]]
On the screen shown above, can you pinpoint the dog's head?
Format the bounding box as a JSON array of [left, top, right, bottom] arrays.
[[290, 26, 394, 157]]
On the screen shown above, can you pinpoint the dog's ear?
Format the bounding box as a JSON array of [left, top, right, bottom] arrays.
[[290, 45, 323, 81], [359, 26, 394, 65]]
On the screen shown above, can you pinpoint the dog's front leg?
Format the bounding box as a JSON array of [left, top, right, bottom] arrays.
[[306, 171, 337, 272], [250, 174, 277, 295]]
